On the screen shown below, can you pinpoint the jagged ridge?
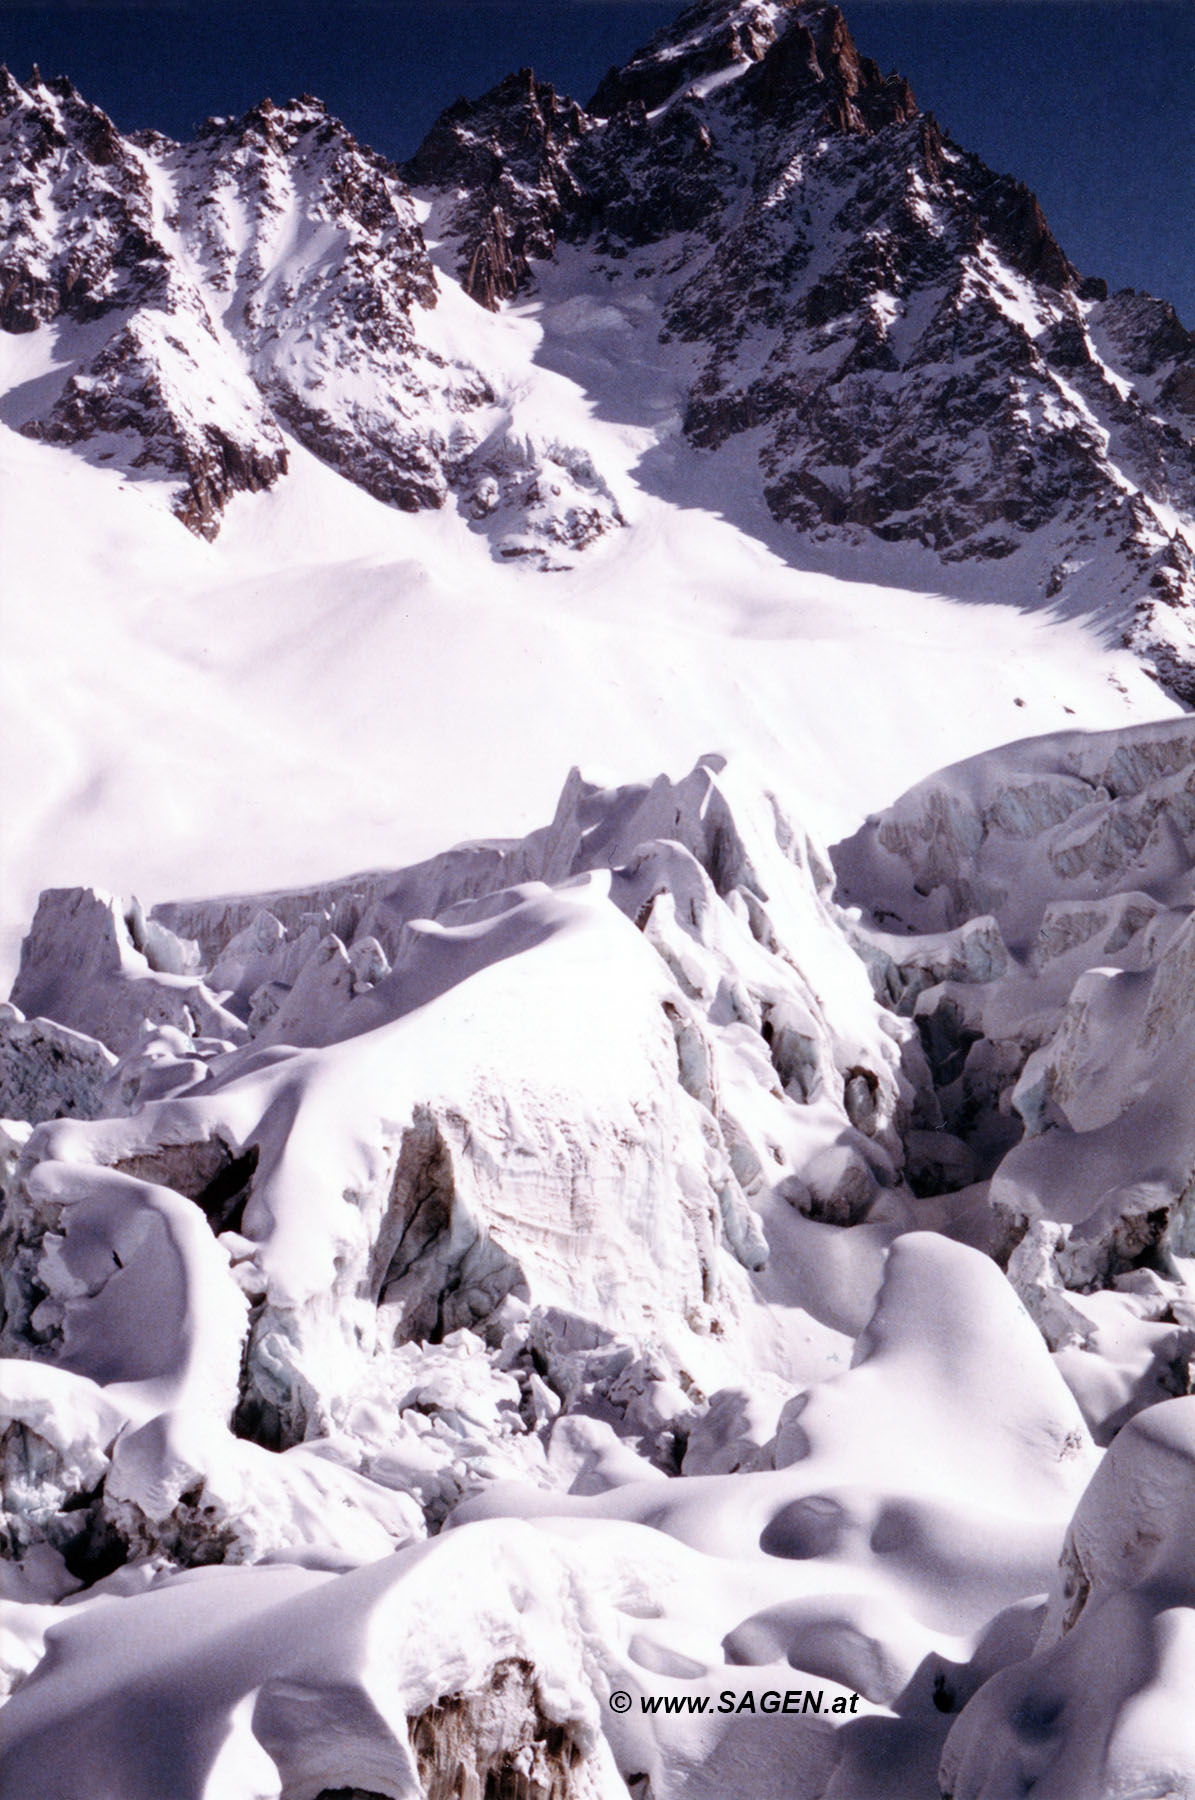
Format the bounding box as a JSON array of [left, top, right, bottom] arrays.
[[405, 0, 1195, 698], [2, 0, 1194, 682]]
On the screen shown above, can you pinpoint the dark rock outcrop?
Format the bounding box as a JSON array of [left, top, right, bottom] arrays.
[[406, 69, 590, 308], [409, 1659, 596, 1800]]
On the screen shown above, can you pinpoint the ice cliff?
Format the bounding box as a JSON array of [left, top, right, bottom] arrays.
[[2, 721, 1193, 1799]]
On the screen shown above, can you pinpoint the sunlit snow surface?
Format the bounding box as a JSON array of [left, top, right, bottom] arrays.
[[2, 716, 1194, 1798], [0, 228, 1179, 987]]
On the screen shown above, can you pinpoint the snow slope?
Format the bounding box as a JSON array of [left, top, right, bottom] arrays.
[[0, 339, 1175, 990], [3, 11, 1190, 986]]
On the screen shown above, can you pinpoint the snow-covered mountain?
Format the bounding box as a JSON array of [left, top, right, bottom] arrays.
[[3, 0, 1194, 688], [0, 65, 621, 555], [2, 4, 1195, 1799], [411, 1, 1195, 695]]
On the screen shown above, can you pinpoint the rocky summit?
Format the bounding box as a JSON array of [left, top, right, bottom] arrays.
[[2, 0, 1194, 690]]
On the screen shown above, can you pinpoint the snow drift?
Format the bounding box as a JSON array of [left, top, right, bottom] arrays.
[[2, 724, 1193, 1799]]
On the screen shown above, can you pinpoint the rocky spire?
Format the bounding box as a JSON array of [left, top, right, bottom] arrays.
[[404, 69, 590, 308], [587, 0, 916, 133]]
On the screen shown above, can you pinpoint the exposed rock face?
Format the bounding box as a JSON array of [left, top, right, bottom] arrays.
[[1091, 286, 1195, 422], [169, 96, 482, 519], [406, 0, 1195, 698], [587, 0, 916, 132], [0, 67, 163, 331], [410, 1659, 598, 1800], [0, 73, 615, 555], [0, 71, 291, 532], [405, 0, 918, 307], [22, 309, 289, 540], [406, 69, 591, 310]]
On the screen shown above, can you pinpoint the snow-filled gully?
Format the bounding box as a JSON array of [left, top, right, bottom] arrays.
[[2, 724, 1194, 1800]]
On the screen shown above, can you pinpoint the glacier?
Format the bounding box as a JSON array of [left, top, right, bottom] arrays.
[[2, 1, 1195, 1795], [2, 728, 1193, 1799]]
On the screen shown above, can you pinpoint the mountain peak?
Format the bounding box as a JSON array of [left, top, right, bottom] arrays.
[[195, 91, 335, 150], [3, 5, 1193, 693], [586, 0, 797, 116], [0, 62, 130, 168], [587, 0, 915, 133]]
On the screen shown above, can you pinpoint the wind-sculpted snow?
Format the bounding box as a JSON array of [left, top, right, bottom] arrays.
[[940, 1396, 1195, 1800], [0, 1527, 627, 1800], [2, 731, 1194, 1798]]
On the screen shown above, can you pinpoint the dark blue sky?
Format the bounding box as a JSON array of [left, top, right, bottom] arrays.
[[3, 1, 1192, 323]]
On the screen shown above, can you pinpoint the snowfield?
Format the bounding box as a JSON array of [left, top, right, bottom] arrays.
[[0, 348, 1176, 992], [2, 2, 1195, 1797]]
